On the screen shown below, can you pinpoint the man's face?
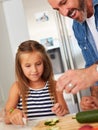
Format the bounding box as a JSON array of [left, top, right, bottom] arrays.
[[48, 0, 87, 22]]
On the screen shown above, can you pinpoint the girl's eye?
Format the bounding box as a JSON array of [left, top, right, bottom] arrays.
[[25, 64, 31, 67], [36, 62, 42, 65]]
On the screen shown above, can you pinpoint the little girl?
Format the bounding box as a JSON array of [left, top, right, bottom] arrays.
[[4, 40, 69, 125]]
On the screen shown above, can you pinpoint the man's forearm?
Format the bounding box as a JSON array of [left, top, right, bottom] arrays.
[[86, 63, 98, 85]]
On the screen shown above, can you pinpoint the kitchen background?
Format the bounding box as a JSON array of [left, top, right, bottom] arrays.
[[0, 0, 91, 113]]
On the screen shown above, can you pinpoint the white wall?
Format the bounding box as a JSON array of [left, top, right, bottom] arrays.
[[22, 0, 59, 44], [0, 2, 14, 103], [3, 0, 30, 57], [0, 0, 30, 104]]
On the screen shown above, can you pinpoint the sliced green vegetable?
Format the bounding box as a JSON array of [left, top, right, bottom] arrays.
[[52, 117, 59, 123], [44, 117, 59, 126], [44, 119, 52, 125]]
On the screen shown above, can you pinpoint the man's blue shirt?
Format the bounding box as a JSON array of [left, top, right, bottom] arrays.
[[72, 0, 98, 67]]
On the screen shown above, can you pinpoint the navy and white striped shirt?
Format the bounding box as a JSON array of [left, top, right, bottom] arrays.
[[17, 83, 55, 119]]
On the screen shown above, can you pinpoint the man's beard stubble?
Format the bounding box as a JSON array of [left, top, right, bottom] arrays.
[[78, 0, 87, 23]]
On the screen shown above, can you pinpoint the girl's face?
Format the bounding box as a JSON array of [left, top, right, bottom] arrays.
[[20, 51, 44, 82], [48, 0, 87, 22]]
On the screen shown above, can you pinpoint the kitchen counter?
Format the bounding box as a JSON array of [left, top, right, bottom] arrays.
[[0, 119, 39, 130], [32, 114, 98, 130], [0, 114, 98, 130], [0, 122, 32, 130]]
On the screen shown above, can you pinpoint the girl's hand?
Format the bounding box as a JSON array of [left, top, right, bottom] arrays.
[[9, 109, 27, 125], [51, 103, 68, 116]]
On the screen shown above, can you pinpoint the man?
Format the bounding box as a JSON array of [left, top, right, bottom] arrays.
[[48, 0, 98, 110]]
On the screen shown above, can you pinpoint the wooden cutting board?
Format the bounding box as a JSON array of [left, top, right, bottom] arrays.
[[32, 114, 98, 130]]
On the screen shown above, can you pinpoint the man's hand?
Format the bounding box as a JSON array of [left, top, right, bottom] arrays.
[[56, 64, 98, 94]]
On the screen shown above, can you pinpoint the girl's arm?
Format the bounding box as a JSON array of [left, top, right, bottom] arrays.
[[52, 81, 69, 116], [56, 90, 69, 114], [4, 82, 25, 124]]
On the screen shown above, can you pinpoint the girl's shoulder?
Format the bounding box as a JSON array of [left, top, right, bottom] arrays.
[[11, 81, 19, 88], [10, 81, 20, 96]]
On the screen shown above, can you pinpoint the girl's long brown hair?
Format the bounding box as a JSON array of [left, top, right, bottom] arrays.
[[15, 40, 56, 112]]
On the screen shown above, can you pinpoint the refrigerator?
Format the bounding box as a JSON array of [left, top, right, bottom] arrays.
[[22, 0, 91, 113]]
